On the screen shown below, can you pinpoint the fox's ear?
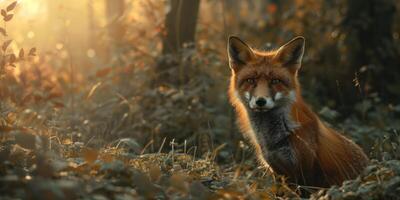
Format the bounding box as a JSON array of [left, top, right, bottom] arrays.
[[275, 36, 305, 70], [227, 36, 255, 71]]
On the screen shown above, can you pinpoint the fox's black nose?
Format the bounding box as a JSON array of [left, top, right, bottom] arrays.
[[255, 98, 267, 107]]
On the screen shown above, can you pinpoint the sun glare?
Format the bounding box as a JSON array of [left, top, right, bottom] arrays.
[[18, 0, 45, 18]]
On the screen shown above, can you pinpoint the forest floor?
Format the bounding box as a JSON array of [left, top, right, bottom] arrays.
[[1, 62, 400, 199], [1, 116, 400, 200]]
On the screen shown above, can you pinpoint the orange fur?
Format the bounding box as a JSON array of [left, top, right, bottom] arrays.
[[227, 36, 369, 187]]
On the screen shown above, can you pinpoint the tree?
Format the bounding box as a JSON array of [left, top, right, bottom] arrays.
[[161, 0, 200, 55], [341, 0, 400, 104], [105, 0, 125, 58], [105, 0, 125, 38]]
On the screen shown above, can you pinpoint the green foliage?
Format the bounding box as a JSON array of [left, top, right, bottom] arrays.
[[311, 160, 400, 200]]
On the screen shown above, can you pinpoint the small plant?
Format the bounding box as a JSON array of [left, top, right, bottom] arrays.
[[0, 1, 36, 77]]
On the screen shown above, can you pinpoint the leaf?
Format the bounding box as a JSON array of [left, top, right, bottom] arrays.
[[0, 27, 7, 36], [82, 148, 98, 164], [3, 14, 13, 22], [95, 67, 113, 77], [266, 3, 278, 14], [6, 1, 17, 12], [149, 166, 161, 182], [189, 181, 211, 199], [1, 10, 6, 17], [28, 47, 36, 56], [18, 48, 24, 59], [52, 101, 65, 108], [62, 138, 73, 145], [170, 173, 189, 193], [2, 39, 12, 51], [132, 172, 156, 197]]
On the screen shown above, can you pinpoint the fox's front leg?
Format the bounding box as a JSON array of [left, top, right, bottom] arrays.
[[264, 142, 299, 178]]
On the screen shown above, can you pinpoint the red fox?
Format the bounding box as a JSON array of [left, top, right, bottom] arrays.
[[227, 36, 369, 187]]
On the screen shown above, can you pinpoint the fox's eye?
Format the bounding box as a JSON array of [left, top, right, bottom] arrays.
[[246, 78, 256, 84], [270, 79, 282, 85]]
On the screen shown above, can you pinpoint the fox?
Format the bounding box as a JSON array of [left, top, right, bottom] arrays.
[[227, 36, 369, 187]]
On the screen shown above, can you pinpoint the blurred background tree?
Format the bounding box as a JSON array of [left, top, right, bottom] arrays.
[[105, 0, 125, 62], [341, 0, 400, 106], [161, 0, 200, 55]]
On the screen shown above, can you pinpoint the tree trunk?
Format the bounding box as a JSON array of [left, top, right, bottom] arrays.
[[105, 0, 125, 58], [162, 0, 200, 55], [105, 0, 125, 39], [340, 0, 400, 105]]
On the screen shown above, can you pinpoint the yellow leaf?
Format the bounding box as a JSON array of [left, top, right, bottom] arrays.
[[62, 138, 73, 145], [1, 9, 6, 17], [4, 14, 13, 22], [2, 40, 12, 51], [28, 47, 36, 56], [83, 148, 98, 164], [6, 1, 17, 12]]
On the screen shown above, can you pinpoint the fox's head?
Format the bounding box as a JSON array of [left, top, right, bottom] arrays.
[[227, 36, 305, 112]]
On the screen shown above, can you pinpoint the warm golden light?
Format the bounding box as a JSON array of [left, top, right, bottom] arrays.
[[0, 0, 399, 199], [18, 0, 45, 18]]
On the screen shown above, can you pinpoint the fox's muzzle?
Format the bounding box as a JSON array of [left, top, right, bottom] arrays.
[[249, 96, 275, 111]]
